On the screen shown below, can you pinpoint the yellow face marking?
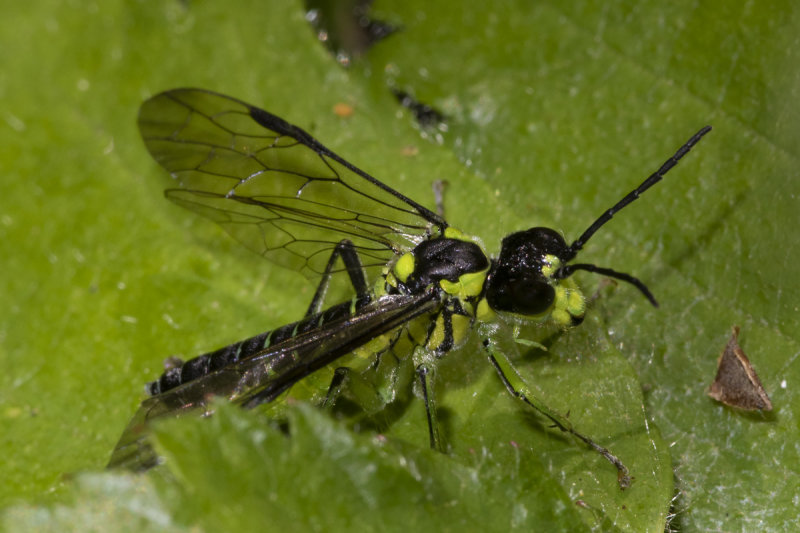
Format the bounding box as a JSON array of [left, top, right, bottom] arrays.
[[540, 254, 562, 280], [549, 279, 586, 327], [550, 308, 572, 327], [566, 287, 586, 318]]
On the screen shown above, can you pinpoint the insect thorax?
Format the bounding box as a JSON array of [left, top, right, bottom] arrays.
[[385, 226, 588, 344], [380, 226, 586, 356], [379, 228, 488, 353]]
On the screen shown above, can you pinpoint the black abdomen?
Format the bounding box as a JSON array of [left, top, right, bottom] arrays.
[[147, 296, 368, 396]]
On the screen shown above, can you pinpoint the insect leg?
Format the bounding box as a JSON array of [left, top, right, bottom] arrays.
[[320, 366, 400, 416], [322, 367, 349, 408], [407, 304, 460, 452], [322, 330, 410, 414], [305, 240, 370, 317], [417, 363, 444, 452], [483, 339, 631, 489]]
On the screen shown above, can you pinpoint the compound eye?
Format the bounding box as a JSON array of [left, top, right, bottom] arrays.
[[486, 276, 555, 315]]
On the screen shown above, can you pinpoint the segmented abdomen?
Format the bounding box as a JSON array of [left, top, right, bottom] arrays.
[[147, 296, 368, 396]]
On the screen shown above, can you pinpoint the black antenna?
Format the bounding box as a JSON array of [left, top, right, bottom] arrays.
[[563, 126, 712, 261], [559, 263, 659, 306], [556, 126, 712, 306]]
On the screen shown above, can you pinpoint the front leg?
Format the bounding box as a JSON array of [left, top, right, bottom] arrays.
[[416, 363, 444, 452]]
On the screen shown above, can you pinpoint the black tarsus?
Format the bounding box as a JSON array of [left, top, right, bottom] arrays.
[[417, 364, 442, 451]]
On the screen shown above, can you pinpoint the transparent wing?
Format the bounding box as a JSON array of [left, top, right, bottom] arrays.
[[139, 88, 446, 279], [107, 291, 439, 471]]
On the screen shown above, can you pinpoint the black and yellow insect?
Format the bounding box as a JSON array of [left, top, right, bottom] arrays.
[[108, 88, 710, 484]]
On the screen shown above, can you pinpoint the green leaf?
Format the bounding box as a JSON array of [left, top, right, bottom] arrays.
[[2, 474, 191, 533], [150, 402, 590, 531], [1, 0, 797, 531]]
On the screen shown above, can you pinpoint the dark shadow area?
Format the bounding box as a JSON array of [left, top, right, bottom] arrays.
[[304, 0, 397, 67]]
